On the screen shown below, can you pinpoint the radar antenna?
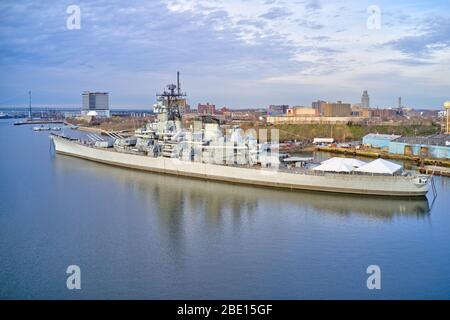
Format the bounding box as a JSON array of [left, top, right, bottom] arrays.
[[156, 71, 186, 120]]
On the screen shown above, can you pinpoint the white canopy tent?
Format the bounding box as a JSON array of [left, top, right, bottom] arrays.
[[354, 158, 402, 175], [320, 157, 366, 168], [313, 158, 355, 173], [283, 157, 314, 162]]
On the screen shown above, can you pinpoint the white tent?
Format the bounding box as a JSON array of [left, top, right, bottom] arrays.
[[313, 158, 354, 173], [320, 157, 366, 168], [354, 158, 402, 175], [283, 157, 314, 162]]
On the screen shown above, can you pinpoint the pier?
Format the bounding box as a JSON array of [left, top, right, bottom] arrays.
[[13, 119, 66, 126]]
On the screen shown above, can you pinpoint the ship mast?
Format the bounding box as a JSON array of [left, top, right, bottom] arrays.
[[28, 90, 32, 120], [156, 72, 186, 121]]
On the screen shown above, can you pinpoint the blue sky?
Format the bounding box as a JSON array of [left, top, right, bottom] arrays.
[[0, 0, 449, 109]]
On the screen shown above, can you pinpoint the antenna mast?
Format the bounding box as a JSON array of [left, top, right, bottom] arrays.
[[28, 91, 32, 120], [156, 72, 186, 121], [177, 71, 181, 96]]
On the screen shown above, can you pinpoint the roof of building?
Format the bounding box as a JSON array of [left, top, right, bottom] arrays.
[[363, 133, 401, 141], [393, 134, 449, 147], [82, 91, 109, 95]]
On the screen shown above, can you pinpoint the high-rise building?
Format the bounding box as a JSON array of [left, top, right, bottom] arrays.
[[287, 106, 318, 116], [361, 90, 370, 108], [312, 100, 326, 115], [323, 101, 351, 117], [81, 91, 110, 117]]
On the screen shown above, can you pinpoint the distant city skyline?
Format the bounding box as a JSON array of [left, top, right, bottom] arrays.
[[1, 0, 449, 109]]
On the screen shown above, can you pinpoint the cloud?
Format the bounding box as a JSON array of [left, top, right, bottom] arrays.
[[305, 0, 321, 11], [0, 0, 449, 108], [259, 7, 292, 20], [383, 18, 450, 57], [384, 58, 436, 66], [295, 18, 324, 30]]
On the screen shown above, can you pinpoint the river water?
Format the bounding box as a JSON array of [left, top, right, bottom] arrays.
[[0, 119, 449, 299]]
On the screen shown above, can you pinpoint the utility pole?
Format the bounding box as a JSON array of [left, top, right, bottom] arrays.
[[28, 91, 32, 120]]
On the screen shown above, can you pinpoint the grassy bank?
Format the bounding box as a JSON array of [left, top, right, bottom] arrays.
[[263, 123, 440, 142], [66, 116, 152, 132]]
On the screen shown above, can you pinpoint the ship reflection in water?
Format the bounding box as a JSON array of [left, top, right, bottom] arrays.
[[54, 155, 430, 223]]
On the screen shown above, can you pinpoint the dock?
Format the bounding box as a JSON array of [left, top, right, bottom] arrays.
[[14, 119, 66, 126], [421, 166, 450, 177]]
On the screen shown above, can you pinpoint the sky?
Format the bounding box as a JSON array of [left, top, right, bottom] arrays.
[[0, 0, 449, 109]]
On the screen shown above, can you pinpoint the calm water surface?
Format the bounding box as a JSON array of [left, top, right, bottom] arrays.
[[0, 119, 449, 299]]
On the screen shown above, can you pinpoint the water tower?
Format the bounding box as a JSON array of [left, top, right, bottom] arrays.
[[445, 101, 450, 134]]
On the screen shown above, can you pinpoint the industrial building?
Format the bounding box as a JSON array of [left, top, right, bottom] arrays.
[[389, 134, 450, 159], [351, 105, 372, 117], [267, 104, 289, 116], [312, 100, 326, 115], [323, 101, 351, 117], [371, 108, 399, 119], [362, 132, 449, 159], [81, 91, 110, 118], [266, 115, 365, 125], [362, 133, 402, 149], [286, 106, 318, 116]]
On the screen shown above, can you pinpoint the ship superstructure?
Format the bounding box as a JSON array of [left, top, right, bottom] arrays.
[[122, 73, 272, 166]]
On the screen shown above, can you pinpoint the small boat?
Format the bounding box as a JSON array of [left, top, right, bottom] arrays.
[[51, 127, 62, 131], [33, 125, 51, 131]]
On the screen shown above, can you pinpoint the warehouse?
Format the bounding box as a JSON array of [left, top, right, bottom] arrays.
[[389, 134, 449, 159], [362, 133, 402, 149]]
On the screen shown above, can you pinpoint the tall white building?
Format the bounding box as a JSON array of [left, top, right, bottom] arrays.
[[81, 91, 110, 118], [361, 90, 370, 108]]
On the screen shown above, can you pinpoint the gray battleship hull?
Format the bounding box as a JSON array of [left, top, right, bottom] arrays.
[[52, 136, 430, 197]]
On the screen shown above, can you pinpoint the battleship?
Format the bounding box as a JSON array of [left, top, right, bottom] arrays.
[[51, 74, 432, 197]]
